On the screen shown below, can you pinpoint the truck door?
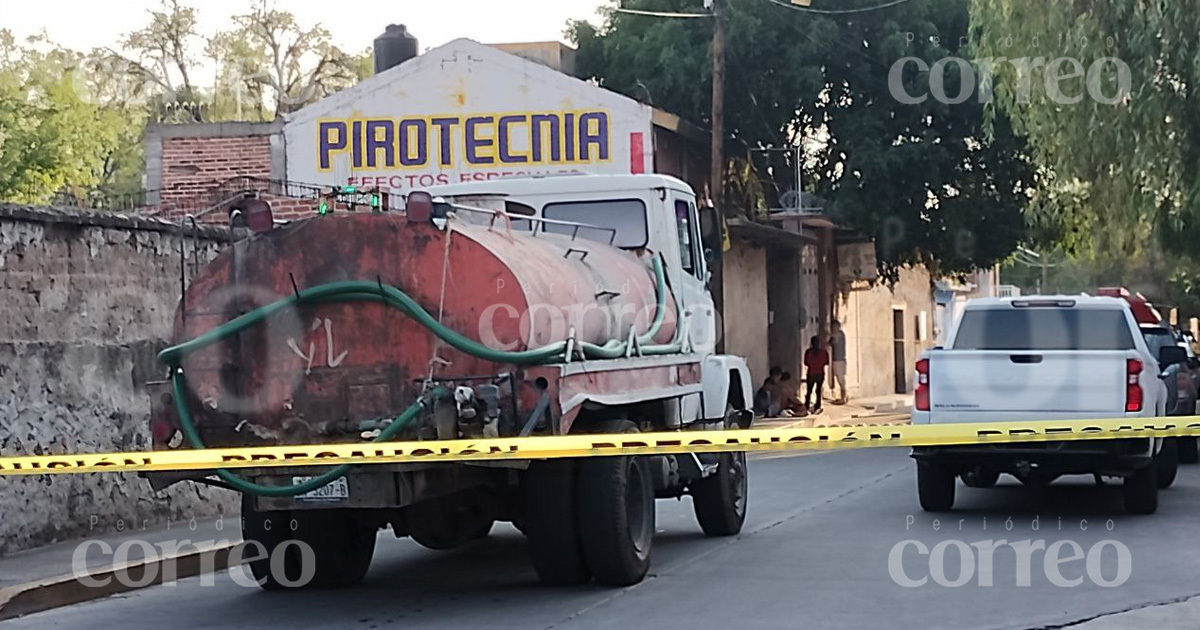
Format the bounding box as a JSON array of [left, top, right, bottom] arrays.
[[673, 197, 716, 353]]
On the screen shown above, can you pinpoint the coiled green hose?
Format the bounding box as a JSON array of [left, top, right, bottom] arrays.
[[159, 256, 679, 496]]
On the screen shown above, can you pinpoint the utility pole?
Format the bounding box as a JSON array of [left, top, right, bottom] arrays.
[[1040, 249, 1048, 295], [709, 0, 725, 210]]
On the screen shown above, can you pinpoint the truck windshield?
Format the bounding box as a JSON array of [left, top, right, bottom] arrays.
[[542, 199, 648, 248], [952, 308, 1135, 350], [1141, 328, 1177, 358]]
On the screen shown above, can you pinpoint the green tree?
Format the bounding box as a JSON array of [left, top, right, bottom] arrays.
[[970, 1, 1200, 261], [211, 1, 369, 117], [0, 31, 123, 203], [570, 0, 1034, 276]]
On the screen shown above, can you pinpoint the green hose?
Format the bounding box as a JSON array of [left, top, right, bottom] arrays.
[[159, 256, 680, 496], [172, 372, 443, 497]]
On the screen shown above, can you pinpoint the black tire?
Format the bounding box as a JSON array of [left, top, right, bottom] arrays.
[[917, 462, 956, 512], [521, 460, 590, 585], [240, 494, 294, 591], [1123, 463, 1159, 515], [577, 419, 655, 586], [1156, 439, 1179, 489], [290, 508, 378, 588], [691, 452, 748, 536], [961, 469, 1000, 489], [1178, 438, 1199, 465]]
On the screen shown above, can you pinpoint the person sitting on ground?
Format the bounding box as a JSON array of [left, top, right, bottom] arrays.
[[803, 336, 830, 413], [753, 366, 785, 417], [778, 371, 806, 416]]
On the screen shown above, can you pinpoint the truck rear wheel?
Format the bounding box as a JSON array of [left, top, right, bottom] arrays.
[[240, 495, 294, 591], [1156, 439, 1179, 489], [291, 508, 378, 588], [691, 452, 748, 536], [521, 460, 590, 586], [1123, 464, 1159, 514], [241, 496, 377, 590], [577, 419, 655, 586], [917, 462, 955, 512]]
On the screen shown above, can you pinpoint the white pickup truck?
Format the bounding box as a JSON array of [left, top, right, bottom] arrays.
[[910, 296, 1185, 515]]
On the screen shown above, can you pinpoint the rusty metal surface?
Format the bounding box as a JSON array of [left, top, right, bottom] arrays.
[[155, 213, 681, 449]]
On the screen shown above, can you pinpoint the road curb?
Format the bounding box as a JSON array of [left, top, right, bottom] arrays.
[[0, 541, 241, 621]]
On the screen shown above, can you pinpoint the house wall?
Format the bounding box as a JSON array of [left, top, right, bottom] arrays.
[[837, 266, 934, 399], [721, 238, 770, 385]]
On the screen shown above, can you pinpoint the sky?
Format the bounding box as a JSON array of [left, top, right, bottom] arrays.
[[1, 0, 611, 55]]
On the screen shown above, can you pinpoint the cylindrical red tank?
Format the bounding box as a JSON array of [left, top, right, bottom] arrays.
[[166, 213, 676, 446]]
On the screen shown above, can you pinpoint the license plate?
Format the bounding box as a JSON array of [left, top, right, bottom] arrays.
[[293, 477, 349, 503]]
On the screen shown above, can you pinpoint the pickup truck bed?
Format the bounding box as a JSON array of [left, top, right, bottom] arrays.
[[910, 296, 1173, 515]]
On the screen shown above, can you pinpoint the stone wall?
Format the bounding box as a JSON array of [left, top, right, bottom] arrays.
[[0, 204, 237, 554]]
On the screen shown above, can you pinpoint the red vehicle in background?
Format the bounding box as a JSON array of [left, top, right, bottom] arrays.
[[1094, 287, 1164, 325], [1095, 287, 1200, 464]]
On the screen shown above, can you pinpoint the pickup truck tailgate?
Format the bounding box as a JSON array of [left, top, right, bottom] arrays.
[[929, 351, 1129, 415]]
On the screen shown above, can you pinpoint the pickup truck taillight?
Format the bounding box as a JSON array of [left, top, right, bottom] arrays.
[[1126, 358, 1143, 412], [915, 358, 930, 411]]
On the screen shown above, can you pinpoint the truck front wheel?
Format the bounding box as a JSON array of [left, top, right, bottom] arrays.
[[577, 419, 655, 586], [691, 452, 748, 536], [917, 462, 956, 512]]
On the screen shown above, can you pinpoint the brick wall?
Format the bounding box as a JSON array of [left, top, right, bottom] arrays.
[[0, 204, 237, 554], [160, 135, 272, 205]]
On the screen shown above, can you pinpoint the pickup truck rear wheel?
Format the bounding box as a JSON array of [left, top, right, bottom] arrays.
[[1156, 439, 1179, 489], [1180, 438, 1200, 464], [917, 462, 956, 512], [1123, 464, 1159, 514], [521, 460, 590, 586], [577, 419, 655, 586]]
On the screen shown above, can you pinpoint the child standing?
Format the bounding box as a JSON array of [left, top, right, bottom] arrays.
[[803, 336, 830, 413]]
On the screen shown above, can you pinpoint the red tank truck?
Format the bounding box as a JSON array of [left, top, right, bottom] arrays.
[[145, 174, 754, 589]]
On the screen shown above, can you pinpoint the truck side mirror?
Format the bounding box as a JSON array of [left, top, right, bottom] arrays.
[[1158, 346, 1187, 367], [698, 205, 722, 256]]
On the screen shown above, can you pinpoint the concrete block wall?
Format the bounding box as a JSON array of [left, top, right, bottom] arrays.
[[837, 266, 935, 399], [0, 205, 237, 554]]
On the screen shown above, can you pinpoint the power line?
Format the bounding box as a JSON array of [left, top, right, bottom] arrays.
[[615, 8, 713, 18], [758, 0, 914, 15]]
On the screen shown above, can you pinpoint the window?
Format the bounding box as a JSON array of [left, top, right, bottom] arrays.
[[952, 308, 1135, 350], [542, 199, 648, 248], [675, 200, 695, 274]]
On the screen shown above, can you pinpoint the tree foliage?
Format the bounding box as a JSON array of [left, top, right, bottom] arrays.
[[971, 1, 1200, 260], [570, 0, 1034, 276], [212, 1, 370, 116], [0, 32, 124, 203], [0, 1, 372, 205]]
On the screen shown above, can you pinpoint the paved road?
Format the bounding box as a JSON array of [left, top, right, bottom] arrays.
[[9, 448, 1200, 629]]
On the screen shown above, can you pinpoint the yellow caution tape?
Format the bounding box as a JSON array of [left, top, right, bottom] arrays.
[[1, 416, 1199, 476]]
